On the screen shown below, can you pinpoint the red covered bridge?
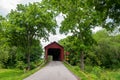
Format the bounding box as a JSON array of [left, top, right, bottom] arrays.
[[44, 42, 64, 61]]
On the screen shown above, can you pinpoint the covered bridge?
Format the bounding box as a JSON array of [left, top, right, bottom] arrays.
[[44, 42, 64, 61]]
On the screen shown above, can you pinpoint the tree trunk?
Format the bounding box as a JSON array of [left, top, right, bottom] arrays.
[[26, 43, 31, 71], [27, 52, 30, 71], [80, 51, 84, 71], [26, 32, 31, 71]]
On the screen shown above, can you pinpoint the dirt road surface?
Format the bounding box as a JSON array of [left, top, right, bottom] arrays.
[[24, 61, 79, 80]]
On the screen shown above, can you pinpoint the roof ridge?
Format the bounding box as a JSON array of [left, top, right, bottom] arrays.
[[44, 41, 64, 48]]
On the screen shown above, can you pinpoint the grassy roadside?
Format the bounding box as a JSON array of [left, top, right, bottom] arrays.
[[0, 60, 47, 80], [64, 62, 93, 80], [64, 62, 120, 80]]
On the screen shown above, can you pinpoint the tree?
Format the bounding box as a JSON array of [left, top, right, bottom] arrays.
[[59, 34, 94, 70], [88, 0, 120, 31], [43, 0, 96, 70], [91, 30, 120, 68], [42, 0, 120, 70], [0, 15, 10, 68], [59, 36, 80, 65], [7, 2, 57, 70]]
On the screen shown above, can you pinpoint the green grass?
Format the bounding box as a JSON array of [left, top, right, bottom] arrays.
[[0, 68, 42, 80], [102, 69, 120, 80], [0, 60, 47, 80], [64, 62, 92, 80], [64, 62, 120, 80], [0, 69, 23, 80]]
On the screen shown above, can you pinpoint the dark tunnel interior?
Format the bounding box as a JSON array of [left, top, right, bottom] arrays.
[[48, 48, 61, 61]]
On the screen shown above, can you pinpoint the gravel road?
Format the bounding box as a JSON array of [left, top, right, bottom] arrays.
[[24, 61, 78, 80]]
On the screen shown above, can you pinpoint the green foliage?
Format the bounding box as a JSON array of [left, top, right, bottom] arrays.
[[59, 35, 94, 70], [90, 0, 120, 31], [43, 0, 98, 70], [8, 2, 56, 41], [0, 62, 4, 69], [85, 29, 120, 69], [91, 66, 102, 77], [16, 61, 26, 70], [85, 66, 120, 80], [0, 15, 11, 68], [59, 36, 81, 65], [30, 40, 43, 62], [46, 0, 120, 31], [4, 2, 57, 69], [60, 29, 120, 71], [0, 1, 58, 70]]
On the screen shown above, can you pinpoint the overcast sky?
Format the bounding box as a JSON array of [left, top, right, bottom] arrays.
[[0, 0, 42, 16], [0, 0, 101, 47]]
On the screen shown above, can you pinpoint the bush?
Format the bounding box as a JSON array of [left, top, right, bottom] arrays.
[[74, 66, 80, 71], [34, 59, 43, 66], [0, 62, 4, 68], [30, 62, 37, 70], [85, 65, 93, 72], [16, 61, 26, 70], [91, 66, 102, 77]]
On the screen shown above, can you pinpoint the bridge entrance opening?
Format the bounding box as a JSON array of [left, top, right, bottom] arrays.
[[48, 48, 61, 61]]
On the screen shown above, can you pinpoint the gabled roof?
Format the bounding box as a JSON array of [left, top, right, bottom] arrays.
[[44, 41, 64, 49]]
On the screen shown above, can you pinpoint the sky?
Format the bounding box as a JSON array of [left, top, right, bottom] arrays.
[[0, 0, 101, 47], [0, 0, 42, 16]]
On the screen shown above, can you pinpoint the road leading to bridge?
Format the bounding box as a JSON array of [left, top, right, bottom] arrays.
[[24, 61, 79, 80]]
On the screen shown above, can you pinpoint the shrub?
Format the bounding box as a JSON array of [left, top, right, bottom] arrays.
[[74, 66, 80, 71], [85, 65, 93, 72], [16, 61, 26, 70], [91, 66, 102, 77], [0, 61, 4, 68], [30, 62, 37, 70]]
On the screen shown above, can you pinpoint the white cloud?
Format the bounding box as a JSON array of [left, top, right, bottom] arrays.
[[20, 0, 42, 5], [92, 27, 102, 33], [0, 0, 41, 16], [56, 13, 64, 26], [0, 0, 20, 16], [41, 32, 67, 48]]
